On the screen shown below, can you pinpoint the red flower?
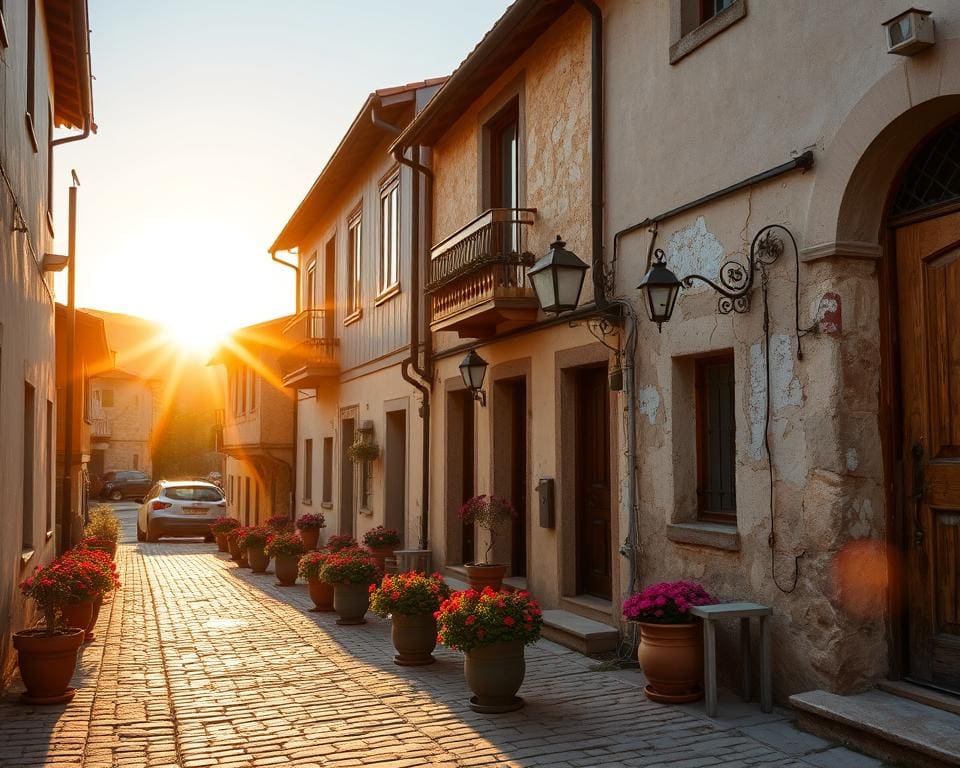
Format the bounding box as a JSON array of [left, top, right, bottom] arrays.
[[465, 614, 476, 626], [503, 616, 515, 626]]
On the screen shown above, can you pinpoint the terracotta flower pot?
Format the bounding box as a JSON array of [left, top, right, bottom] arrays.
[[391, 612, 438, 666], [464, 563, 508, 592], [637, 621, 704, 703], [307, 577, 334, 612], [464, 640, 526, 712], [299, 528, 320, 551], [13, 627, 85, 704], [367, 545, 395, 573], [247, 546, 270, 574], [275, 555, 300, 586], [332, 582, 370, 625], [60, 601, 95, 639], [84, 594, 104, 643], [215, 533, 229, 553], [227, 535, 242, 561]]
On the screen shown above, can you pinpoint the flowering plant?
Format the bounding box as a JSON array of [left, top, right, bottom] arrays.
[[210, 516, 241, 535], [458, 495, 516, 565], [19, 550, 121, 632], [369, 572, 451, 617], [237, 526, 271, 550], [264, 532, 306, 559], [59, 548, 121, 597], [319, 547, 380, 585], [345, 438, 379, 463], [435, 587, 542, 652], [266, 515, 294, 532], [298, 550, 330, 581], [84, 505, 122, 542], [327, 533, 358, 552], [362, 525, 401, 549], [622, 581, 716, 624], [296, 513, 326, 531], [79, 536, 116, 553]]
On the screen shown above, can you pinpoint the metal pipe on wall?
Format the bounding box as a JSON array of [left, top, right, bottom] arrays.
[[59, 182, 79, 552]]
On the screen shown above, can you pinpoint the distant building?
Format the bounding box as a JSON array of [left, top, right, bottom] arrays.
[[209, 317, 296, 525], [89, 368, 159, 479]]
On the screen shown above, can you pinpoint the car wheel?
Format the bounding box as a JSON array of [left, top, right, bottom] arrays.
[[147, 521, 160, 543], [137, 522, 146, 542], [110, 490, 123, 501], [203, 534, 214, 543]]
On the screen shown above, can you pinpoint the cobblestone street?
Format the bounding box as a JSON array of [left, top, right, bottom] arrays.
[[0, 521, 884, 768]]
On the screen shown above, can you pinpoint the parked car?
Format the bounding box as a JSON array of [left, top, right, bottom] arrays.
[[137, 480, 227, 542], [99, 470, 152, 502]]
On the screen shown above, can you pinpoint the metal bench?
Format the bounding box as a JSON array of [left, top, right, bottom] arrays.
[[690, 602, 773, 717]]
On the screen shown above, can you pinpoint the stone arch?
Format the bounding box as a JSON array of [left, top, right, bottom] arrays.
[[802, 37, 960, 258]]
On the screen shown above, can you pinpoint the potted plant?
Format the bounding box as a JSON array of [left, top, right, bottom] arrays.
[[296, 512, 326, 551], [59, 548, 121, 642], [210, 516, 240, 553], [370, 572, 451, 666], [267, 515, 294, 533], [623, 580, 717, 703], [435, 587, 543, 713], [319, 547, 380, 625], [265, 533, 306, 586], [327, 533, 358, 552], [362, 525, 402, 572], [83, 506, 122, 557], [299, 550, 334, 612], [459, 495, 516, 591], [227, 527, 249, 567], [239, 526, 272, 573], [345, 437, 379, 463], [14, 561, 89, 704]]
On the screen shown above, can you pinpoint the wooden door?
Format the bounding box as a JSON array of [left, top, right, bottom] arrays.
[[461, 393, 476, 564], [340, 418, 355, 537], [576, 367, 611, 599], [896, 210, 960, 692], [509, 380, 527, 578]]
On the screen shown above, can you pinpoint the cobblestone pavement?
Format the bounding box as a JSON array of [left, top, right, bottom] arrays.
[[0, 533, 886, 768]]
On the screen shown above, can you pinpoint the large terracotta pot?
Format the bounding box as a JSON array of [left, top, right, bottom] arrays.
[[332, 582, 370, 625], [367, 545, 395, 573], [13, 628, 85, 704], [60, 601, 95, 639], [307, 577, 334, 612], [464, 640, 526, 712], [227, 535, 242, 561], [84, 594, 104, 643], [247, 546, 270, 574], [298, 528, 320, 551], [214, 533, 229, 553], [464, 563, 508, 592], [637, 621, 704, 703], [275, 555, 300, 586], [391, 612, 438, 666]]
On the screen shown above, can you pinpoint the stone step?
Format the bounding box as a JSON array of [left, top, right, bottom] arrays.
[[443, 575, 469, 592], [541, 609, 619, 654], [876, 679, 960, 717], [790, 688, 960, 768]]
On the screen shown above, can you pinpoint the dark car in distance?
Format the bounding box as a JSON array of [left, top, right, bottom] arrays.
[[98, 470, 152, 502]]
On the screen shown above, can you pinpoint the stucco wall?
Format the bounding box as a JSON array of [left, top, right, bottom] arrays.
[[92, 377, 155, 475]]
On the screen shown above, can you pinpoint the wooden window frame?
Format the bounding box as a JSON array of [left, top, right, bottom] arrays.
[[306, 258, 317, 310], [485, 99, 520, 211], [345, 208, 363, 324], [670, 0, 747, 65], [0, 0, 9, 49], [694, 352, 737, 523], [321, 436, 333, 504], [25, 0, 37, 152], [303, 438, 313, 503], [377, 174, 401, 302]]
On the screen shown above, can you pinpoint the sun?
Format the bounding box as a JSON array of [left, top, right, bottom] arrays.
[[160, 313, 232, 360]]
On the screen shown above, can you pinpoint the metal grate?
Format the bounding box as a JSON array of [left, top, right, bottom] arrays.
[[892, 121, 960, 218]]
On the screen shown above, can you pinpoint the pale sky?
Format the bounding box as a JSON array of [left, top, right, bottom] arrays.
[[53, 0, 510, 347]]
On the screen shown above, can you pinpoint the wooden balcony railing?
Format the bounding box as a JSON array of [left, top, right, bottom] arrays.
[[91, 418, 111, 438], [278, 309, 340, 389], [426, 208, 539, 338]]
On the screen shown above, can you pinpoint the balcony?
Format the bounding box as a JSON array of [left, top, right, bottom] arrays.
[[278, 309, 340, 390], [425, 208, 539, 338], [91, 418, 111, 438]]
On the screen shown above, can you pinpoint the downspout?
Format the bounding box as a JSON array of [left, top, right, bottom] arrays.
[[271, 249, 301, 314], [269, 249, 300, 513]]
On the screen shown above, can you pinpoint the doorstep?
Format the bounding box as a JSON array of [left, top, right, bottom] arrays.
[[790, 688, 960, 768], [541, 609, 620, 654]]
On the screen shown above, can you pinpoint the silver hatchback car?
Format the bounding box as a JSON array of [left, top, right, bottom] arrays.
[[137, 480, 226, 542]]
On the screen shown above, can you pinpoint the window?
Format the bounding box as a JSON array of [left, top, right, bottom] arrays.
[[346, 211, 362, 320], [379, 177, 400, 296], [133, 454, 139, 470], [244, 477, 251, 525], [0, 0, 8, 48], [700, 0, 734, 22], [360, 459, 373, 512], [228, 474, 234, 504], [303, 438, 313, 502], [25, 0, 37, 151], [485, 99, 520, 252], [306, 258, 317, 310], [695, 354, 737, 521], [45, 400, 53, 535], [46, 101, 53, 228], [166, 486, 224, 502], [23, 383, 36, 550], [101, 389, 114, 408], [247, 367, 256, 412], [239, 366, 247, 414], [670, 0, 746, 64], [322, 437, 333, 504]]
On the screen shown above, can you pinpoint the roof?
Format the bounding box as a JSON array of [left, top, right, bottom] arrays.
[[269, 78, 447, 253], [43, 0, 95, 131], [392, 0, 573, 151], [207, 314, 296, 366], [92, 366, 156, 383]]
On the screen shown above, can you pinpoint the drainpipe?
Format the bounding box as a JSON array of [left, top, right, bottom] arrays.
[[270, 249, 301, 314], [59, 179, 79, 552]]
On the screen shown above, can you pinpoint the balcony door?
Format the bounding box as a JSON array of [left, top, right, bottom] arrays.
[[324, 237, 336, 339], [487, 100, 519, 255]]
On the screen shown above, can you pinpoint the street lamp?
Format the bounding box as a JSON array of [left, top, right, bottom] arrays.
[[528, 236, 590, 314], [636, 249, 681, 330], [459, 349, 488, 406]]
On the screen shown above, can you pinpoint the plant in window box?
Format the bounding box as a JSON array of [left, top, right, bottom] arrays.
[[362, 525, 401, 571], [623, 581, 717, 703], [295, 512, 326, 551], [237, 526, 272, 573], [210, 516, 240, 553], [370, 571, 451, 666], [319, 547, 380, 625], [266, 515, 294, 533], [435, 587, 543, 712], [299, 550, 334, 611], [459, 495, 517, 592], [326, 533, 358, 552], [265, 533, 306, 586], [345, 437, 380, 464]]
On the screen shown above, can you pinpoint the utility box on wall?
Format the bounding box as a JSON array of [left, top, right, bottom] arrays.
[[536, 478, 555, 529]]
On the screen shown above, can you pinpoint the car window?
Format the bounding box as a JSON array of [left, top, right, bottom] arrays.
[[165, 486, 224, 502], [145, 484, 161, 501], [131, 471, 149, 480]]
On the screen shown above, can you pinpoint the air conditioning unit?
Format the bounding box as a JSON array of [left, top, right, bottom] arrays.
[[883, 8, 935, 56]]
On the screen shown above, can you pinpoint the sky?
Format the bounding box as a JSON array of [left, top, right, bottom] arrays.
[[52, 0, 511, 351]]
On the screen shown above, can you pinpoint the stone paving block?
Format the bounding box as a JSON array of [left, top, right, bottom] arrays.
[[801, 746, 886, 767]]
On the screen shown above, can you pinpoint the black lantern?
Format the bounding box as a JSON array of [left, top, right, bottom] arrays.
[[528, 236, 589, 314], [459, 349, 488, 406], [637, 249, 681, 330]]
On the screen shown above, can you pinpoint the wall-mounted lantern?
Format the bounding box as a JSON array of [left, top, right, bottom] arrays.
[[528, 236, 589, 314], [883, 8, 934, 56], [459, 349, 488, 406], [636, 249, 681, 330]]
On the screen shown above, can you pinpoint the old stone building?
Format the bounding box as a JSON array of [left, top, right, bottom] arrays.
[[89, 368, 159, 478]]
